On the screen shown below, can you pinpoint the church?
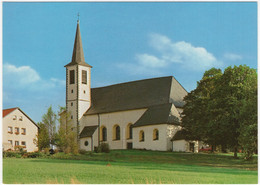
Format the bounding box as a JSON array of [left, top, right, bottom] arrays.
[[63, 20, 199, 152]]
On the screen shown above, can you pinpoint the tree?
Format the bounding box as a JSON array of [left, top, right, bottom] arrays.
[[42, 106, 57, 149], [55, 107, 78, 154], [34, 122, 50, 151], [181, 65, 257, 158]]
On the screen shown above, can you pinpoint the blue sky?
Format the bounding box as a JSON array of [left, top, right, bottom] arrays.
[[3, 2, 257, 123]]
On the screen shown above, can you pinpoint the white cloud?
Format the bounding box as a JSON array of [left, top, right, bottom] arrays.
[[148, 33, 223, 70], [3, 63, 40, 85], [223, 53, 242, 61], [135, 54, 167, 68]]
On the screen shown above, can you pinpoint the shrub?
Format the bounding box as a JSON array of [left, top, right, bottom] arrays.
[[3, 151, 22, 158], [94, 146, 101, 153], [100, 143, 110, 153], [26, 152, 44, 158], [79, 149, 88, 155]]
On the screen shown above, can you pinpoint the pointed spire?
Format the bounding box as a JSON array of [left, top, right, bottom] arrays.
[[65, 19, 92, 67]]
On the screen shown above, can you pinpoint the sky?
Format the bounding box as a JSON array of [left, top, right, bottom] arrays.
[[3, 2, 257, 123]]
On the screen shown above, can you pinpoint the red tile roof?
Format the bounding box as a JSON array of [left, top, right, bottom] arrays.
[[3, 108, 17, 118]]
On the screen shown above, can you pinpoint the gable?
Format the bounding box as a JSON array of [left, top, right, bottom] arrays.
[[3, 107, 39, 129], [85, 76, 187, 115]]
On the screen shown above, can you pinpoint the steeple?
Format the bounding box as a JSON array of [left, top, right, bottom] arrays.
[[65, 20, 92, 67]]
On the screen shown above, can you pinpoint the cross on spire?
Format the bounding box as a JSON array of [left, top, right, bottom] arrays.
[[77, 13, 80, 23]]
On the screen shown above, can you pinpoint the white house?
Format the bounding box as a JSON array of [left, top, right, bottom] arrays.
[[2, 107, 39, 152], [62, 20, 197, 152]]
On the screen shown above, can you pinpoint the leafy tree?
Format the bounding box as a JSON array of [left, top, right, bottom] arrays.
[[182, 65, 257, 158], [34, 122, 50, 150], [55, 107, 78, 154], [42, 106, 57, 149]]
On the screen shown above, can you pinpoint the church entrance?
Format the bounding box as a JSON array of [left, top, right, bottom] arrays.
[[189, 142, 195, 153], [127, 142, 133, 149]]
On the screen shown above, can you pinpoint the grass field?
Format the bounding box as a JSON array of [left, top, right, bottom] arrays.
[[3, 150, 258, 184]]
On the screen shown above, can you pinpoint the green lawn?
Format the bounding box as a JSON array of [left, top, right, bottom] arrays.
[[3, 150, 258, 184]]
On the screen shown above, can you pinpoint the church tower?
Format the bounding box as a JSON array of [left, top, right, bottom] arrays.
[[65, 19, 92, 135]]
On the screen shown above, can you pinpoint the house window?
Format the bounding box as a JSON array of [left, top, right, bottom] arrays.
[[19, 116, 23, 121], [139, 130, 144, 142], [15, 141, 19, 146], [153, 129, 159, 140], [15, 127, 19, 135], [71, 102, 73, 106], [13, 116, 17, 120], [126, 123, 133, 139], [113, 125, 120, 140], [8, 140, 12, 145], [70, 70, 75, 84], [8, 127, 13, 134], [101, 127, 107, 141], [21, 141, 26, 147], [21, 128, 26, 135], [82, 70, 87, 84]]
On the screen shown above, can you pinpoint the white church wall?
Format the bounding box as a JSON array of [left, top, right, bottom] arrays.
[[172, 140, 188, 152], [77, 65, 91, 119], [79, 109, 146, 151], [133, 124, 180, 151]]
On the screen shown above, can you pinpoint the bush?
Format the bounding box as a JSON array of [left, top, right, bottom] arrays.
[[79, 149, 88, 155], [100, 143, 110, 153], [94, 143, 110, 153], [3, 151, 22, 158], [25, 152, 45, 158]]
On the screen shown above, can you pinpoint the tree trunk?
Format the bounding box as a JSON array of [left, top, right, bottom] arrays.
[[234, 146, 238, 159]]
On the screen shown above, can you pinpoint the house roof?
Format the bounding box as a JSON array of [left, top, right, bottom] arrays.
[[2, 107, 39, 129], [85, 76, 187, 115], [65, 21, 92, 68], [3, 107, 17, 117], [171, 130, 188, 141], [79, 125, 98, 138], [133, 103, 181, 127]]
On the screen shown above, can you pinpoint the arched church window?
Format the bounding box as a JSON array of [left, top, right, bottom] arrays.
[[101, 127, 107, 141], [126, 123, 133, 139], [153, 129, 159, 140], [113, 125, 120, 140], [139, 130, 144, 142]]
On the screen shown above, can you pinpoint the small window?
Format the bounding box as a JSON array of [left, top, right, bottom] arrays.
[[71, 89, 74, 93], [71, 115, 73, 119], [15, 141, 19, 146], [8, 127, 13, 134], [83, 90, 86, 94], [15, 127, 19, 134], [71, 102, 73, 106], [153, 129, 159, 140], [21, 128, 26, 135], [13, 116, 17, 120], [82, 70, 87, 84], [84, 141, 89, 146], [8, 140, 12, 145], [113, 125, 120, 140], [139, 130, 144, 142], [101, 127, 107, 141], [70, 70, 75, 84], [19, 116, 23, 121], [21, 141, 26, 146]]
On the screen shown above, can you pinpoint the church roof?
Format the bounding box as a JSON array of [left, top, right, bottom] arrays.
[[65, 21, 92, 68], [133, 103, 181, 127], [85, 76, 187, 115], [79, 125, 98, 138]]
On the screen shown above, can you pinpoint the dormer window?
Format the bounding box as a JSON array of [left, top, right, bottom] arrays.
[[13, 116, 17, 120], [19, 116, 23, 121]]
